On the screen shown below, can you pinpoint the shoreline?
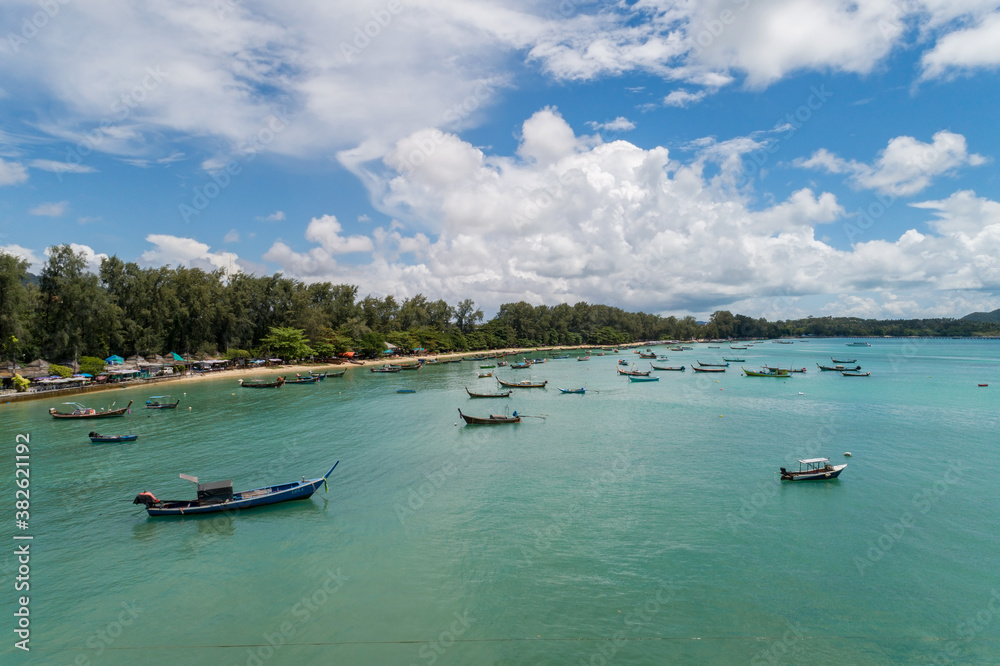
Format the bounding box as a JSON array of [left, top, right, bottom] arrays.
[[0, 345, 597, 405]]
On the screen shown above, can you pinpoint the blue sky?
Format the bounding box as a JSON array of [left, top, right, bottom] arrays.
[[2, 0, 1000, 319]]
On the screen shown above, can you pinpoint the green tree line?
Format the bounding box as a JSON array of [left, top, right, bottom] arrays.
[[1, 245, 998, 364]]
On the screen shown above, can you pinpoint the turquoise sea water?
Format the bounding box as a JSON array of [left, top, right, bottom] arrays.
[[2, 339, 999, 665]]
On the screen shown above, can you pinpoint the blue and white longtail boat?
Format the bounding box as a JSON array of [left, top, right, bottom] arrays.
[[133, 462, 339, 516]]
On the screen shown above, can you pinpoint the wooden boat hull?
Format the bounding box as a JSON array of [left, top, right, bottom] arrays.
[[466, 387, 511, 398], [841, 372, 871, 377], [742, 367, 790, 377], [627, 376, 659, 382], [692, 366, 725, 373], [141, 463, 338, 516], [145, 401, 180, 409], [781, 464, 846, 481], [457, 408, 520, 424], [89, 433, 138, 443], [239, 378, 284, 388], [496, 379, 547, 388], [817, 364, 860, 371], [650, 364, 685, 371], [557, 387, 586, 393], [285, 377, 318, 384], [50, 400, 133, 419], [328, 370, 346, 377], [697, 361, 729, 367]]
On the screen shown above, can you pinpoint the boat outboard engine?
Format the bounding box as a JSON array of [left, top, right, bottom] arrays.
[[780, 467, 787, 474], [133, 491, 159, 508]]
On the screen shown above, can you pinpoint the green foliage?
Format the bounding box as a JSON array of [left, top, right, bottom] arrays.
[[3, 247, 998, 366], [359, 331, 386, 357], [260, 326, 314, 361], [78, 356, 106, 376], [222, 349, 252, 361], [13, 373, 29, 392], [48, 363, 73, 378]]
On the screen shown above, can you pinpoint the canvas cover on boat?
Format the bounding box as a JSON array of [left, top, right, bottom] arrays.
[[197, 480, 234, 503]]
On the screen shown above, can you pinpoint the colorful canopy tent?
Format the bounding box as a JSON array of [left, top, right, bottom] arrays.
[[340, 352, 356, 357], [105, 355, 124, 365], [170, 352, 184, 361]]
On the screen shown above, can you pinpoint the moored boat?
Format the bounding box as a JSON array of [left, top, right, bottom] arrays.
[[763, 365, 806, 373], [650, 363, 685, 371], [841, 371, 871, 377], [780, 458, 846, 481], [697, 360, 729, 367], [831, 357, 857, 364], [617, 368, 651, 376], [89, 431, 138, 443], [743, 367, 790, 377], [577, 356, 590, 361], [238, 377, 285, 388], [371, 365, 401, 373], [846, 342, 872, 347], [497, 377, 548, 388], [328, 370, 346, 377], [723, 357, 745, 363], [692, 366, 726, 373], [817, 363, 861, 371], [627, 375, 659, 382], [557, 387, 586, 394], [50, 400, 133, 419], [457, 408, 520, 425], [145, 396, 180, 409], [285, 375, 318, 384], [477, 371, 494, 378], [133, 462, 339, 516], [465, 387, 512, 398]]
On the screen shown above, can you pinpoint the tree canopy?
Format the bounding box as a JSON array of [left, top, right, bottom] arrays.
[[2, 245, 998, 364]]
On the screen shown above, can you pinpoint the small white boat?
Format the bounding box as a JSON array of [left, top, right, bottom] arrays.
[[780, 458, 847, 481]]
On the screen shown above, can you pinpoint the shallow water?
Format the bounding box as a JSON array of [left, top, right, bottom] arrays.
[[3, 339, 999, 664]]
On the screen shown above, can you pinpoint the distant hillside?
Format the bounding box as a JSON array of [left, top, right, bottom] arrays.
[[962, 308, 1000, 323], [23, 271, 39, 287]]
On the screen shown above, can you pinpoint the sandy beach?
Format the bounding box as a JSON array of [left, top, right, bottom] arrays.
[[1, 345, 604, 404]]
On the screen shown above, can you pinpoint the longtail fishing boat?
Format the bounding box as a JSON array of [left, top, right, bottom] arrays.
[[238, 377, 284, 388], [692, 366, 726, 373], [617, 368, 651, 377], [743, 367, 790, 377], [497, 377, 548, 388], [465, 387, 512, 398], [133, 462, 339, 516], [50, 400, 133, 419], [697, 360, 730, 367], [817, 364, 860, 371], [89, 431, 138, 443], [457, 408, 520, 425], [650, 363, 685, 371]]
